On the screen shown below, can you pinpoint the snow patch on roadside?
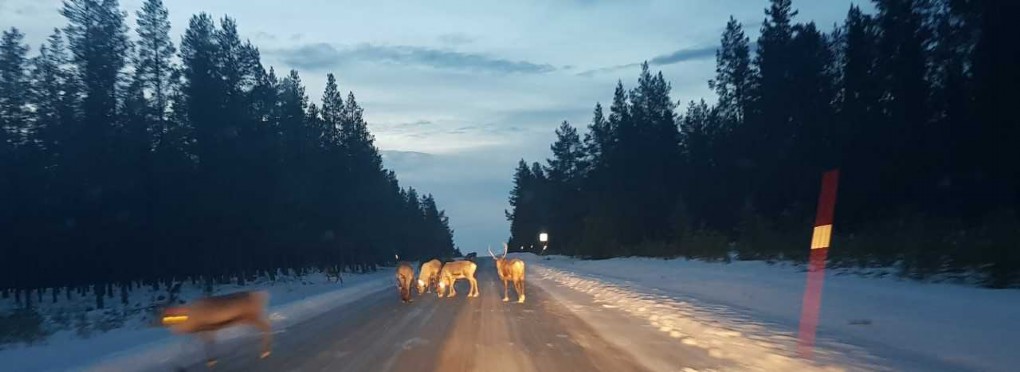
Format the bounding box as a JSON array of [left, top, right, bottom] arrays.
[[521, 253, 1020, 372], [529, 263, 877, 371]]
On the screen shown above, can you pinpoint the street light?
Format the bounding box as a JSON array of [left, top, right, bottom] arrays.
[[539, 233, 549, 255]]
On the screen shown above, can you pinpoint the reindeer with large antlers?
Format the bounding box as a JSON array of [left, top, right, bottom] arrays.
[[489, 243, 526, 303]]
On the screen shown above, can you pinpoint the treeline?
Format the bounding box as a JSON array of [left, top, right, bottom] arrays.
[[507, 0, 1019, 287], [0, 0, 457, 308]]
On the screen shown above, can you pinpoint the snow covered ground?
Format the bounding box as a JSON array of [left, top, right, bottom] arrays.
[[521, 253, 1020, 372], [0, 270, 392, 371]]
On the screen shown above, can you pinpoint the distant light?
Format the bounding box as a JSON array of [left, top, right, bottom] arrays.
[[395, 254, 399, 260], [539, 233, 548, 243]]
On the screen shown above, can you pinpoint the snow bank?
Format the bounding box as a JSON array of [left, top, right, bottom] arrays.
[[520, 254, 1020, 372], [0, 271, 391, 371]]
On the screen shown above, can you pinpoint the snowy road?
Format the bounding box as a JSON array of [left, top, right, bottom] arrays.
[[153, 258, 728, 372]]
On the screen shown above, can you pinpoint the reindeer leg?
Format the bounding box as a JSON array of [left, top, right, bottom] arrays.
[[470, 277, 479, 297], [503, 279, 509, 302], [517, 279, 525, 303], [251, 317, 272, 359], [199, 331, 217, 368], [401, 277, 410, 301]]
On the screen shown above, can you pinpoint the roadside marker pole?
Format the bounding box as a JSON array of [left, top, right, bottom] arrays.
[[798, 169, 839, 359]]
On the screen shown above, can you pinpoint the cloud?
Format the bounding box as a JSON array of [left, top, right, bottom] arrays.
[[381, 120, 433, 131], [576, 62, 642, 77], [576, 45, 719, 77], [273, 43, 556, 74], [648, 45, 717, 65]]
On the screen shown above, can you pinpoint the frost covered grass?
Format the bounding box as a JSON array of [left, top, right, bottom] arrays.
[[521, 253, 1020, 372]]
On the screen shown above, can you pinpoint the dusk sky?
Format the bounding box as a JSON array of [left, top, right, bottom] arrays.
[[0, 0, 868, 254]]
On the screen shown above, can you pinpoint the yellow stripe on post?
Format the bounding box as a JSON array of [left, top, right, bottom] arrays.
[[810, 224, 832, 250]]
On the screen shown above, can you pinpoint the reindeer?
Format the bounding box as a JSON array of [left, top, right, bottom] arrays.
[[489, 243, 526, 303], [437, 260, 479, 298], [417, 259, 442, 295], [159, 290, 272, 367], [396, 262, 415, 303]]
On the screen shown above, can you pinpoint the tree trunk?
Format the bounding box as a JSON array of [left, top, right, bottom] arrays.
[[95, 283, 105, 309], [120, 283, 129, 305], [52, 288, 59, 303]]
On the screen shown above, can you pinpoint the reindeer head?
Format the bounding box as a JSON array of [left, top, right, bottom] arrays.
[[417, 278, 427, 295], [488, 243, 510, 276]]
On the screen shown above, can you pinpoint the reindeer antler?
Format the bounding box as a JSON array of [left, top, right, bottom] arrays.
[[502, 242, 509, 259], [488, 245, 498, 259]]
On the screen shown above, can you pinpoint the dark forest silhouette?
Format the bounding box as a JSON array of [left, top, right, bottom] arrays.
[[0, 0, 458, 309], [507, 0, 1019, 288]]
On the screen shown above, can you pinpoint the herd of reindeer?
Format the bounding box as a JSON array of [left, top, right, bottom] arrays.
[[155, 244, 526, 367], [395, 243, 526, 304]]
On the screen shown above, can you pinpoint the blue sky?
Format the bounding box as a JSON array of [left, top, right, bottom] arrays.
[[0, 0, 866, 254]]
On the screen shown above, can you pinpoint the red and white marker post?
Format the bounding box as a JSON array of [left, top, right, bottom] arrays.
[[797, 169, 840, 359]]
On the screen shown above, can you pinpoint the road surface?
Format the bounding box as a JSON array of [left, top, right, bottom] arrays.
[[162, 258, 728, 372]]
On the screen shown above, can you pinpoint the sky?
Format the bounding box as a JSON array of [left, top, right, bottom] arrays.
[[0, 0, 867, 255]]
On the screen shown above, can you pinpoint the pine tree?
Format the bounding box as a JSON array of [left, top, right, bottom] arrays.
[[833, 5, 885, 229], [747, 0, 798, 217], [711, 16, 754, 126], [874, 0, 931, 211], [507, 160, 538, 251], [61, 0, 133, 307], [547, 121, 584, 184], [179, 13, 220, 165], [341, 91, 381, 174], [31, 30, 79, 157], [62, 0, 130, 140], [0, 27, 31, 296], [134, 0, 175, 127], [582, 103, 609, 174], [678, 100, 722, 228], [320, 73, 344, 147], [545, 121, 586, 253], [971, 0, 1020, 286], [0, 28, 30, 147]]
